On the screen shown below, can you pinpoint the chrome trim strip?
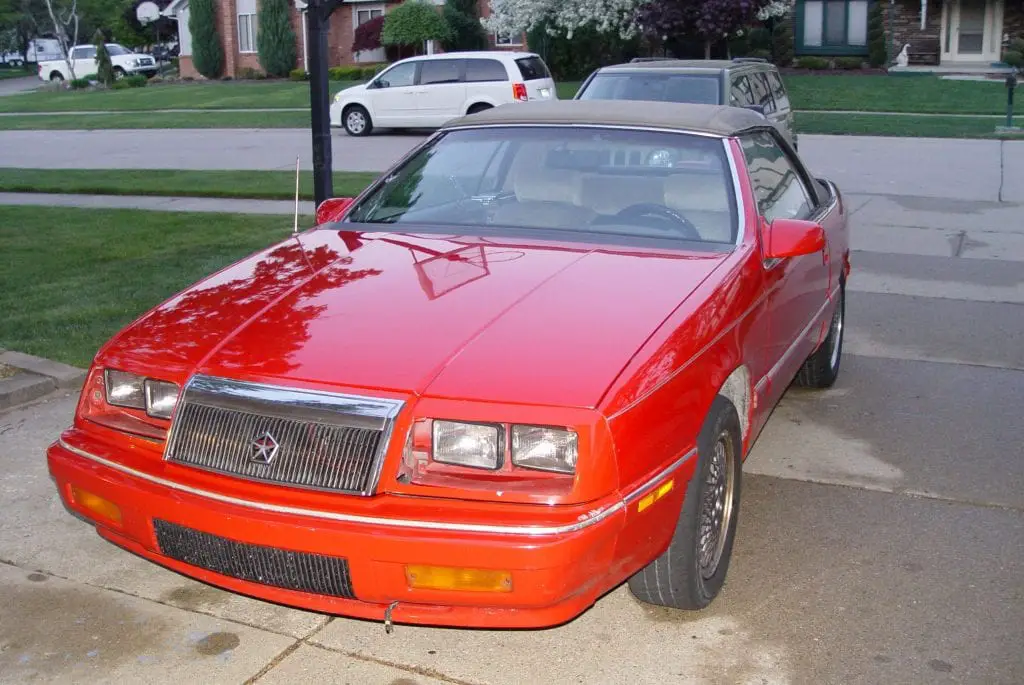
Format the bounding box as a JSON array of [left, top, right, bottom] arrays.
[[57, 441, 697, 537], [622, 448, 698, 504], [722, 138, 747, 248], [180, 375, 403, 431], [754, 284, 840, 394]]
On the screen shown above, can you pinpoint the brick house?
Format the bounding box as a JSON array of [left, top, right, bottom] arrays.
[[792, 0, 1024, 66], [163, 0, 526, 79]]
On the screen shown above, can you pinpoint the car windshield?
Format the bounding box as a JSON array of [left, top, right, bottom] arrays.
[[344, 126, 738, 245], [578, 73, 721, 106], [106, 44, 132, 56]]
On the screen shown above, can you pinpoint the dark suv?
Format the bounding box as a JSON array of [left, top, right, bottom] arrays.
[[574, 57, 797, 150]]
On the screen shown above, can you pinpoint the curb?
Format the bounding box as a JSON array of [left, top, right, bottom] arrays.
[[0, 350, 86, 411]]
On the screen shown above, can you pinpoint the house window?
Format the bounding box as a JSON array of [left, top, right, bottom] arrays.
[[237, 0, 257, 54], [798, 0, 869, 54], [355, 6, 384, 28], [493, 32, 522, 47]]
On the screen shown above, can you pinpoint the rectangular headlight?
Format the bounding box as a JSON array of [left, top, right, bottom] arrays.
[[104, 369, 145, 410], [144, 379, 179, 419], [432, 420, 501, 470], [511, 425, 578, 474]]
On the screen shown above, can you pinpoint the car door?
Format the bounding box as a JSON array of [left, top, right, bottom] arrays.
[[366, 61, 420, 126], [764, 69, 796, 147], [739, 129, 830, 405], [415, 59, 468, 125], [71, 46, 96, 78]]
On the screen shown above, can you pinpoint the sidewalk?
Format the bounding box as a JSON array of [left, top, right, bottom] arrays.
[[0, 191, 312, 215]]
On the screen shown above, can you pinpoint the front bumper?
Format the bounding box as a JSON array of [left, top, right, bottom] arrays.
[[47, 433, 628, 629]]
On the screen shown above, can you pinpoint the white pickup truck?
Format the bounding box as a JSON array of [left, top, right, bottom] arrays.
[[37, 43, 158, 82]]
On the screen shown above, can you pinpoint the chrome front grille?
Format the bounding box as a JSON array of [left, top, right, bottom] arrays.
[[164, 375, 403, 495]]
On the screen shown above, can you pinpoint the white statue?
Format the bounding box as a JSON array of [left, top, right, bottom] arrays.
[[896, 43, 910, 67]]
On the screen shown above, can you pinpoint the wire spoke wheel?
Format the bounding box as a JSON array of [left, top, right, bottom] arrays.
[[697, 431, 736, 580]]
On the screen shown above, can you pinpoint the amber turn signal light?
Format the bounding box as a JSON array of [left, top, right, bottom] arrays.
[[70, 485, 122, 525], [405, 565, 513, 593]]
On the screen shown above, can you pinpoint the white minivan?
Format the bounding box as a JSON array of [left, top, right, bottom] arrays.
[[330, 51, 558, 136]]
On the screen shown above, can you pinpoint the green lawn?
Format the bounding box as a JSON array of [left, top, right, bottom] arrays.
[[794, 112, 1019, 139], [0, 110, 311, 130], [0, 205, 303, 367], [0, 69, 32, 81], [0, 168, 377, 200]]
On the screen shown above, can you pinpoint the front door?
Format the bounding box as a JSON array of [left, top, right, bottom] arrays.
[[941, 0, 1004, 63]]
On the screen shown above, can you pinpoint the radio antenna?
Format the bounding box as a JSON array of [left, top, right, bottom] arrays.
[[292, 156, 300, 235]]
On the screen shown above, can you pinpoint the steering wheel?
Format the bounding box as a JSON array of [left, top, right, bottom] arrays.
[[614, 203, 701, 240]]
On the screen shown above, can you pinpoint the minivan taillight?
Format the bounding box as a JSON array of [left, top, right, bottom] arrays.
[[512, 83, 528, 101]]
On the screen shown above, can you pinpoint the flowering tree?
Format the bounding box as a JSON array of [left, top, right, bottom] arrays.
[[637, 0, 773, 59], [483, 0, 647, 39]]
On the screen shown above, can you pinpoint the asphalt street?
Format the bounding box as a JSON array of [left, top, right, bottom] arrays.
[[0, 133, 1022, 684]]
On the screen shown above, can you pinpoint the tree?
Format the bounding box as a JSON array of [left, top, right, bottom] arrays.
[[381, 0, 452, 54], [352, 14, 384, 54], [867, 0, 886, 67], [442, 0, 485, 52], [636, 0, 771, 59], [41, 0, 80, 79], [188, 0, 222, 78], [93, 27, 112, 82], [257, 0, 297, 77], [484, 0, 646, 40]]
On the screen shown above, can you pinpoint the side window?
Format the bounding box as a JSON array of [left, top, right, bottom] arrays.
[[766, 71, 790, 110], [729, 74, 753, 107], [740, 131, 814, 222], [375, 62, 416, 89], [81, 46, 97, 59], [465, 58, 508, 83], [419, 59, 463, 85], [749, 72, 775, 113], [70, 47, 83, 60]]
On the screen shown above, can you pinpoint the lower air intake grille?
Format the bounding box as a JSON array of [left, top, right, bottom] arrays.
[[153, 519, 355, 599]]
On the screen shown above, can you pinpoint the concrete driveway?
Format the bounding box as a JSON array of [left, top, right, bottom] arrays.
[[1, 135, 1022, 684], [0, 75, 41, 97]]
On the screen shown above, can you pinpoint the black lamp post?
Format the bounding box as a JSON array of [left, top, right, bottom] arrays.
[[303, 0, 345, 208]]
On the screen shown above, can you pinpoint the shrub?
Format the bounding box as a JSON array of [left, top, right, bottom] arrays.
[[328, 65, 365, 81], [289, 68, 308, 81], [363, 64, 387, 79], [111, 74, 148, 89], [353, 15, 386, 53], [747, 48, 773, 61], [795, 55, 830, 69], [526, 20, 641, 81], [257, 0, 298, 77], [189, 0, 224, 78], [834, 56, 864, 70], [867, 1, 887, 67], [94, 31, 115, 85], [771, 19, 794, 67], [69, 77, 93, 90], [237, 66, 266, 79], [1002, 37, 1024, 68], [746, 26, 773, 53], [382, 0, 453, 52]]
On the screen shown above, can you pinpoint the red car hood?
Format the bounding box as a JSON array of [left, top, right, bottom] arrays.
[[99, 229, 729, 408]]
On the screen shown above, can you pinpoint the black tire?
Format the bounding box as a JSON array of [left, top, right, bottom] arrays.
[[467, 103, 493, 115], [113, 67, 126, 80], [627, 395, 743, 610], [342, 105, 373, 137], [795, 278, 845, 389], [49, 71, 64, 82]]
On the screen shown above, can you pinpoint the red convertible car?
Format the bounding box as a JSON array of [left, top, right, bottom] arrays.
[[47, 101, 849, 629]]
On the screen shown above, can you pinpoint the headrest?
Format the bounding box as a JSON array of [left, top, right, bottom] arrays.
[[514, 168, 583, 205], [663, 173, 731, 213]]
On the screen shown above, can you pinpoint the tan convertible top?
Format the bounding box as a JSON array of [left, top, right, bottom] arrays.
[[441, 100, 768, 138]]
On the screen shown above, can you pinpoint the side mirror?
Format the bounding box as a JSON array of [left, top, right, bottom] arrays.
[[762, 217, 825, 259], [315, 197, 354, 225]]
